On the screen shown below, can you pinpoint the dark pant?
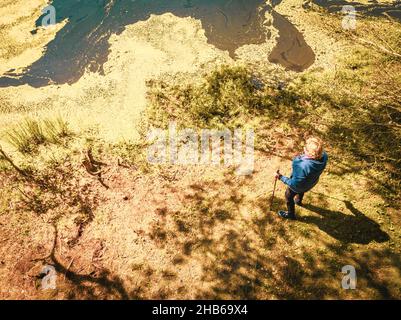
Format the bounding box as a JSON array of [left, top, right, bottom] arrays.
[[285, 187, 304, 217]]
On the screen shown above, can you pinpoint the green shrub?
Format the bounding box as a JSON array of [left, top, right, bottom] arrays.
[[147, 65, 272, 129]]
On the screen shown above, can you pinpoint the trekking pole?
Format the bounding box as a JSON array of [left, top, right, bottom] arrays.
[[270, 170, 280, 211]]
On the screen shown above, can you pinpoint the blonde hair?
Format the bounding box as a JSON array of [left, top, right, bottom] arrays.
[[304, 137, 324, 159]]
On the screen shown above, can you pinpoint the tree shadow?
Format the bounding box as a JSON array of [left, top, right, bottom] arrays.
[[37, 225, 131, 300], [130, 172, 401, 299], [351, 248, 401, 299], [262, 76, 401, 208], [298, 201, 390, 244]]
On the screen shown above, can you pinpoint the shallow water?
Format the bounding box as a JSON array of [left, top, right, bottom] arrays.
[[0, 0, 324, 88], [0, 0, 271, 87], [268, 11, 315, 72], [1, 1, 400, 88], [268, 0, 315, 72]]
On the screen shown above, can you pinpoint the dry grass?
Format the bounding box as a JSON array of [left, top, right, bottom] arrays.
[[6, 117, 72, 154]]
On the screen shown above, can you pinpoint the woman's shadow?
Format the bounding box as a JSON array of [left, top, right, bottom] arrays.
[[298, 200, 389, 244]]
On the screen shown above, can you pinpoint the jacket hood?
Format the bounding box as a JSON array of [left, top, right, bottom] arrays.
[[305, 152, 328, 168]]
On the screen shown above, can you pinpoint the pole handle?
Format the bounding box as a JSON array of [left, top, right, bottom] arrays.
[[270, 169, 280, 210]]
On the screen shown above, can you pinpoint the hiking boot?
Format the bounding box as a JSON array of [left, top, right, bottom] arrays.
[[278, 211, 296, 220]]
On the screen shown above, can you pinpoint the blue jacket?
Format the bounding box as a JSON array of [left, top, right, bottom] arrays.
[[280, 152, 328, 194]]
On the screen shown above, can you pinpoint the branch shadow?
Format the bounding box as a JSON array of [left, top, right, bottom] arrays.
[[38, 225, 131, 300], [141, 174, 400, 299]]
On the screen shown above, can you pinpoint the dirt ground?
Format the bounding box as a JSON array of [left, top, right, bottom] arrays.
[[1, 133, 399, 299]]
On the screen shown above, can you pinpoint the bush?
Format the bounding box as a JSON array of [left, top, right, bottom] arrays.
[[147, 65, 272, 129]]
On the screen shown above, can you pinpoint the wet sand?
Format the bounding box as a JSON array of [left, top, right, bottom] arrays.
[[268, 10, 316, 71]]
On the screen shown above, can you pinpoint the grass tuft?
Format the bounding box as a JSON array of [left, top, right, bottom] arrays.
[[43, 117, 72, 144], [6, 117, 73, 154]]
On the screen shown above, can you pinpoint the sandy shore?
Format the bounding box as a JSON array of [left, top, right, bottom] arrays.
[[0, 9, 228, 143], [0, 0, 65, 75], [0, 0, 351, 145]]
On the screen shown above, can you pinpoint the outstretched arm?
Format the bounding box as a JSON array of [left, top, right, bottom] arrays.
[[279, 174, 292, 186], [278, 162, 302, 190], [274, 171, 292, 186]]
